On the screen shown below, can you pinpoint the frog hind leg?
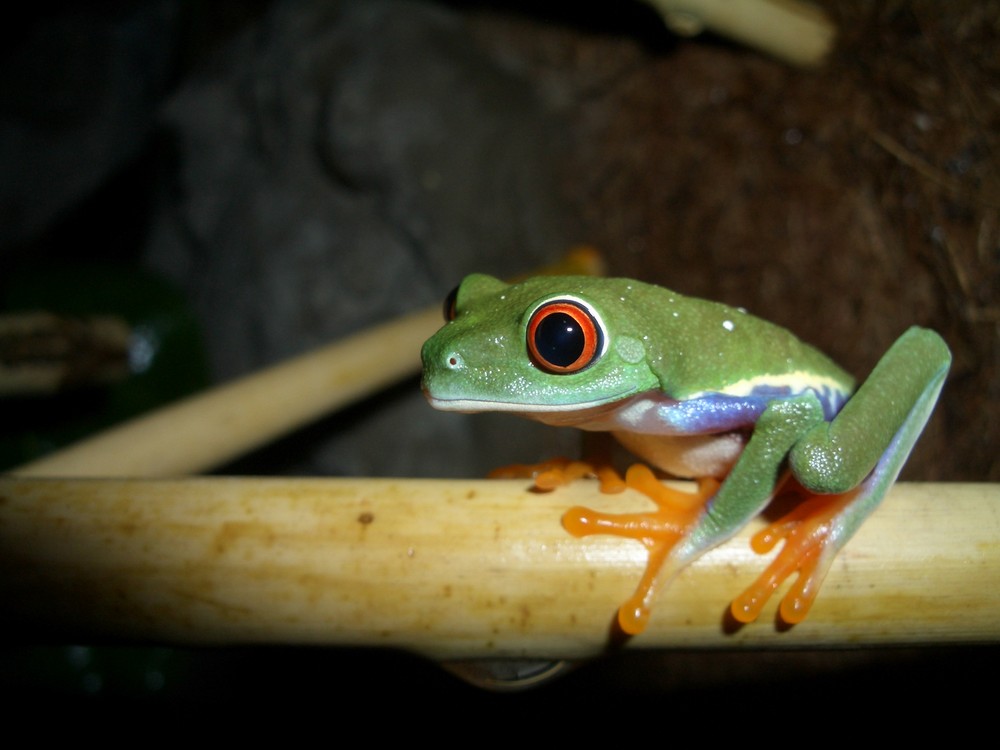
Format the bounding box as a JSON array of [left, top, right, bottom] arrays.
[[731, 327, 951, 624], [729, 484, 862, 624]]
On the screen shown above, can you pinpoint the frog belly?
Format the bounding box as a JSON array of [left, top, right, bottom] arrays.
[[612, 430, 746, 479]]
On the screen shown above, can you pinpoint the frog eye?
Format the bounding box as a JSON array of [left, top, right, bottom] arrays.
[[527, 298, 604, 374], [443, 285, 459, 322]]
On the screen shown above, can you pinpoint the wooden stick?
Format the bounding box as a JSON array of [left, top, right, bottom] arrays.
[[0, 312, 131, 395], [644, 0, 836, 68], [1, 477, 995, 659], [10, 248, 606, 478]]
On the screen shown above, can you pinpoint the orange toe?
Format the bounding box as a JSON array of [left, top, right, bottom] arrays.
[[562, 465, 718, 634], [731, 490, 857, 624]]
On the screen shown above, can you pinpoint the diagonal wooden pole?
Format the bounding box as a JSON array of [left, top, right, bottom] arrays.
[[10, 248, 605, 479]]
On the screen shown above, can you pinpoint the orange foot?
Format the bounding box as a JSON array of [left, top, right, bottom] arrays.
[[561, 464, 719, 635], [488, 457, 625, 494], [730, 487, 861, 624]]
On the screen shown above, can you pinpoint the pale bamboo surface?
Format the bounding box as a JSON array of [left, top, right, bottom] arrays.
[[1, 476, 996, 659], [644, 0, 836, 67]]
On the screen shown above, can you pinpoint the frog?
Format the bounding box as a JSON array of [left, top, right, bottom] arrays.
[[420, 273, 951, 634]]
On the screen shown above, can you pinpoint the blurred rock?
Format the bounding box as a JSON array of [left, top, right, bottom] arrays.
[[142, 0, 576, 476]]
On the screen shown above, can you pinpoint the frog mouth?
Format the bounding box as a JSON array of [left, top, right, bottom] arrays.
[[422, 387, 641, 423]]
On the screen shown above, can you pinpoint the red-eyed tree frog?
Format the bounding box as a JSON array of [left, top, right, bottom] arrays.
[[420, 274, 951, 634]]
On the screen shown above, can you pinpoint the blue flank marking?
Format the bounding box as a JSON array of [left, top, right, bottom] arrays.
[[747, 382, 850, 421], [658, 384, 849, 433], [659, 394, 775, 432]]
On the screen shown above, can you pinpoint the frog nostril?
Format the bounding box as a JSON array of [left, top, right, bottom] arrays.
[[446, 353, 463, 369]]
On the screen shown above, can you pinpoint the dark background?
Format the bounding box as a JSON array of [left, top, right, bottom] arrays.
[[1, 0, 996, 732]]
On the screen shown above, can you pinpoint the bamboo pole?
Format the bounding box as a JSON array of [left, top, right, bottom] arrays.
[[643, 0, 836, 68], [1, 476, 996, 660]]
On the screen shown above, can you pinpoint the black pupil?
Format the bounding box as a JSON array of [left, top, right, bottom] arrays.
[[535, 312, 585, 367]]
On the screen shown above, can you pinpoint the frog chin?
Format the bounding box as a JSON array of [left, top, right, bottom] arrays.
[[423, 388, 639, 425]]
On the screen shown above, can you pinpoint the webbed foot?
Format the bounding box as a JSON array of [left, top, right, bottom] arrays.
[[730, 487, 860, 624], [562, 464, 718, 634]]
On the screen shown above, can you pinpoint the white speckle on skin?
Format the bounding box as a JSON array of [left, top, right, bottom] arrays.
[[722, 320, 735, 332]]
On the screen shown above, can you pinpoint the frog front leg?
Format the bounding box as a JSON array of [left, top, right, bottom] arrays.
[[731, 326, 951, 623]]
